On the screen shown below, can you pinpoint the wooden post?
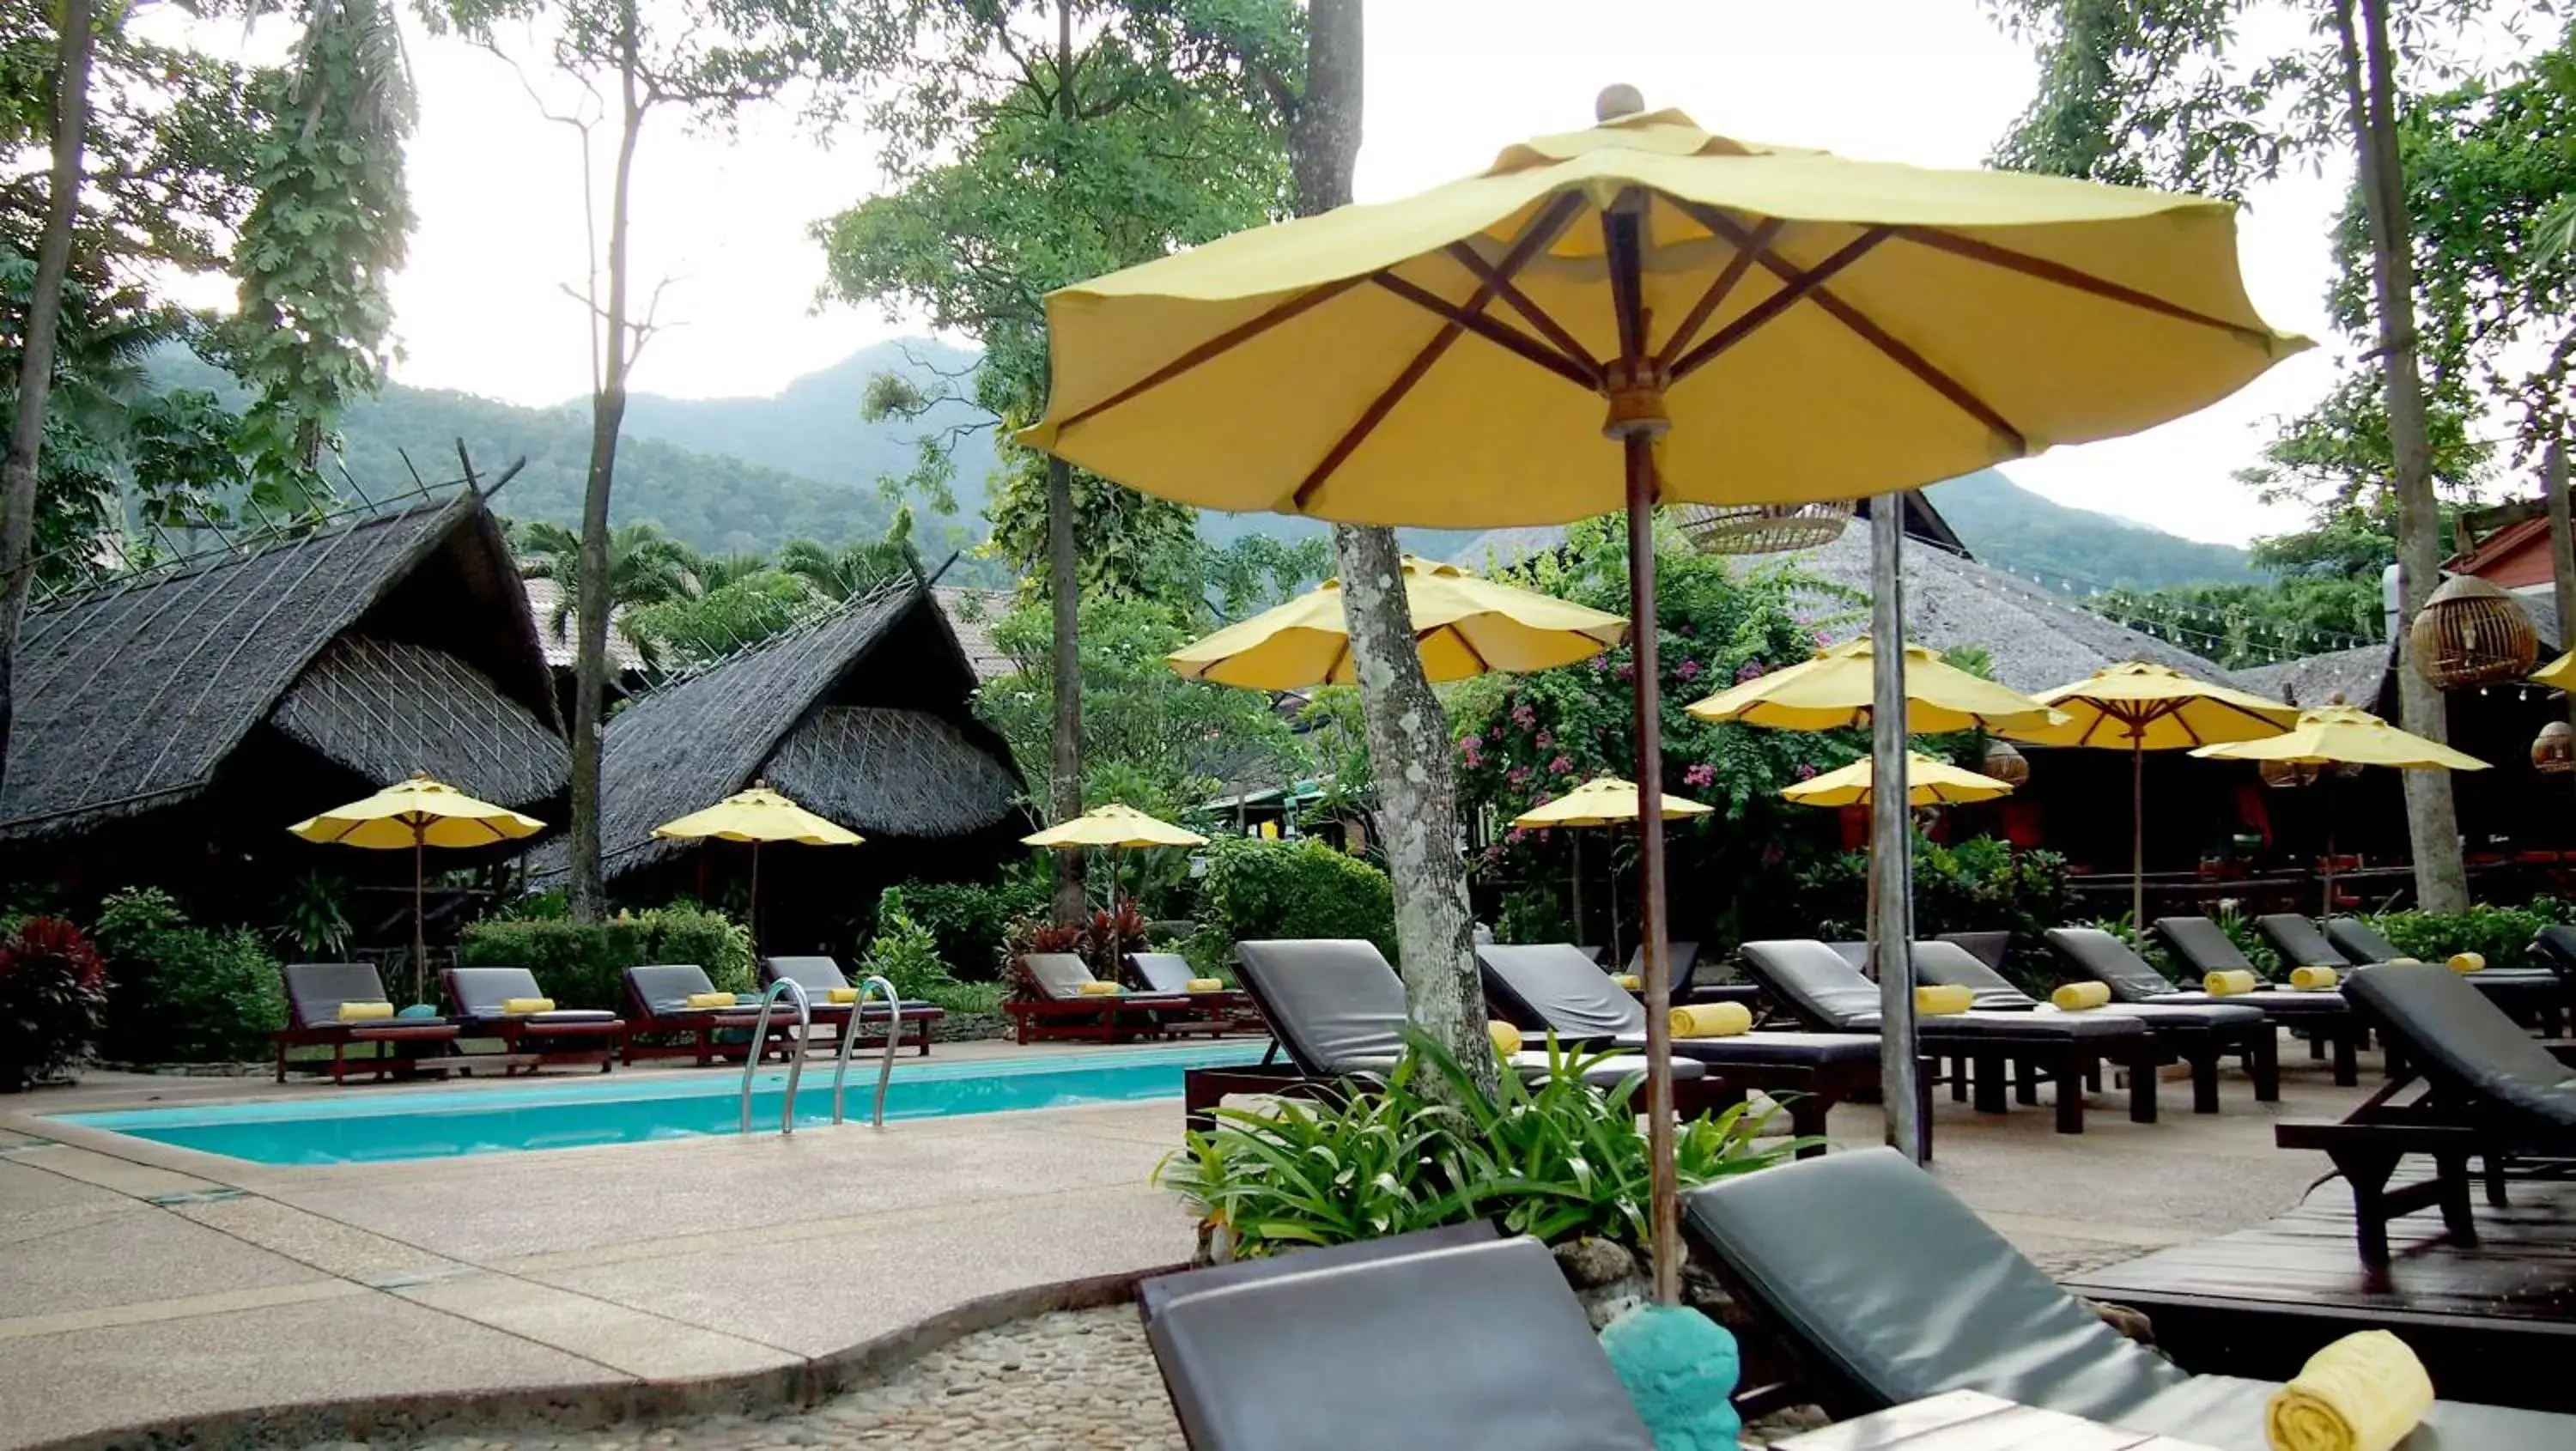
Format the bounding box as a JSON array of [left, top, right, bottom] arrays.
[[1867, 496, 1925, 1163], [411, 829, 427, 1005], [2548, 439, 2573, 785], [2131, 739, 2146, 933]]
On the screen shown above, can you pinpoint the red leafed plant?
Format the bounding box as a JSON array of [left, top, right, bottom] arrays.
[[0, 917, 107, 1091], [1083, 900, 1149, 971]]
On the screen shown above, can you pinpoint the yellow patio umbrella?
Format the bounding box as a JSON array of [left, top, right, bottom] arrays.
[[1514, 776, 1711, 962], [2008, 662, 2296, 932], [2533, 650, 2576, 693], [1170, 556, 1626, 688], [653, 784, 864, 948], [1019, 94, 2303, 1296], [2192, 705, 2488, 914], [1023, 804, 1211, 916], [1782, 750, 2016, 808], [1688, 637, 2067, 735], [289, 774, 545, 1002]]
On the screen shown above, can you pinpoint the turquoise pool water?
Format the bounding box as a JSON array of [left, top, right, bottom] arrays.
[[53, 1042, 1267, 1166]]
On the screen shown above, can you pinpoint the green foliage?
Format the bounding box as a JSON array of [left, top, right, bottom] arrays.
[[0, 918, 107, 1090], [622, 570, 819, 670], [1155, 1030, 1802, 1259], [1790, 835, 2075, 989], [2091, 576, 2385, 667], [860, 888, 960, 1000], [89, 889, 285, 1064], [2365, 899, 2576, 968], [893, 877, 1049, 981], [457, 904, 753, 1011], [272, 871, 354, 960], [1188, 835, 1395, 974]]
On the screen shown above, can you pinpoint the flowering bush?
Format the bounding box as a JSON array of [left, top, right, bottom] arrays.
[[0, 918, 107, 1090]]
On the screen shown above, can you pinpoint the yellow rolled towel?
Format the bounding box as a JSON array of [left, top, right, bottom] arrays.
[[2263, 1328, 2433, 1451], [1186, 978, 1224, 992], [500, 996, 555, 1015], [337, 1000, 395, 1022], [2203, 969, 2262, 997], [826, 987, 859, 1004], [2288, 966, 2342, 992], [2447, 952, 2485, 974], [2050, 981, 2111, 1011], [1077, 980, 1122, 996], [684, 991, 736, 1009], [1488, 1020, 1522, 1056], [1915, 984, 1974, 1017], [2388, 956, 2421, 966], [1669, 1002, 1752, 1038], [1612, 973, 1643, 991]]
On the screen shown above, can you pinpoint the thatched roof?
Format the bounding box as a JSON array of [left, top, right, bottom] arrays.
[[2232, 646, 2391, 713], [271, 636, 566, 804], [934, 586, 1014, 680], [1, 494, 562, 841], [589, 580, 1023, 879]]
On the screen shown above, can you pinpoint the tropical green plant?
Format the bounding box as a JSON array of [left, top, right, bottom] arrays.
[[0, 917, 106, 1090], [860, 888, 958, 1001], [621, 570, 817, 669], [457, 903, 752, 1010], [1187, 835, 1395, 977], [887, 877, 1048, 981], [776, 530, 918, 603], [89, 888, 286, 1063], [274, 870, 354, 960], [2364, 900, 2576, 968]]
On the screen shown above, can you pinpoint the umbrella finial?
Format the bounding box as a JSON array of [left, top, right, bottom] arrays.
[[1595, 83, 1645, 122]]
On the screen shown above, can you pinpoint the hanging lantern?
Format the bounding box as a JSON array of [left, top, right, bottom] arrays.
[[2536, 720, 2575, 775], [2260, 759, 2324, 789], [2408, 575, 2538, 689], [1979, 738, 2031, 787], [1670, 501, 1854, 556]]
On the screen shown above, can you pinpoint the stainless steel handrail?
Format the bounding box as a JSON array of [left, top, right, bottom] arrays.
[[830, 974, 902, 1129], [739, 978, 811, 1136]]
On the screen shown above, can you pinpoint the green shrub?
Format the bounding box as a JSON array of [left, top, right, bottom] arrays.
[[1188, 836, 1396, 976], [90, 889, 285, 1063], [0, 918, 107, 1089], [1156, 1029, 1804, 1259], [458, 904, 752, 1010], [2364, 900, 2574, 968], [1794, 835, 2075, 993], [860, 889, 960, 1000], [893, 878, 1047, 980]]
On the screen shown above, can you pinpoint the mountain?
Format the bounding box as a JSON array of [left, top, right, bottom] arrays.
[[1925, 469, 2251, 590]]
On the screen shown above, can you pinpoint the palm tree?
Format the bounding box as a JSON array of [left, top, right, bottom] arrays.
[[515, 519, 698, 660], [775, 533, 918, 603]]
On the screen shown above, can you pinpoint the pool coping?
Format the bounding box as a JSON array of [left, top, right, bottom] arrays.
[[16, 1263, 1177, 1451]]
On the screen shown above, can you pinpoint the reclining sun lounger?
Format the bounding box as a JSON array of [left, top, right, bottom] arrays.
[[1005, 952, 1198, 1044], [1127, 951, 1266, 1035], [2053, 922, 2363, 1087], [1682, 1147, 2570, 1449], [1739, 939, 2158, 1133], [759, 956, 943, 1057], [621, 963, 791, 1065], [1183, 938, 1716, 1132], [2277, 962, 2576, 1263], [2321, 917, 2564, 1034], [1478, 942, 1892, 1157], [1139, 1221, 1654, 1450], [275, 962, 464, 1084], [441, 966, 622, 1074], [1908, 940, 2274, 1114]]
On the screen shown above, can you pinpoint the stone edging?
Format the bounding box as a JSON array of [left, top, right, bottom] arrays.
[[22, 1265, 1180, 1451]]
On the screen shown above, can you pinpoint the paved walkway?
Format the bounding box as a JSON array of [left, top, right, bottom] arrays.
[[0, 1040, 2376, 1448]]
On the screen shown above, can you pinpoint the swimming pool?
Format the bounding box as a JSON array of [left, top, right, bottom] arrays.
[[52, 1042, 1269, 1166]]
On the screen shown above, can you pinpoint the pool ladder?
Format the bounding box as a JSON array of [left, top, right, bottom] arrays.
[[737, 974, 902, 1135]]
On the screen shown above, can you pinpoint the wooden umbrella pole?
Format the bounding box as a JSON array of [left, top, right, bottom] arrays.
[[411, 826, 427, 1005], [2323, 774, 2336, 920], [1571, 829, 1584, 946], [2132, 739, 2147, 935], [750, 841, 762, 956], [1866, 496, 1925, 1163]]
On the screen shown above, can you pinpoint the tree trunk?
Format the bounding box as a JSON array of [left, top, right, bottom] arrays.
[[2340, 0, 2467, 912], [1047, 452, 1085, 921], [568, 2, 646, 922], [0, 0, 94, 796], [2549, 437, 2573, 746]]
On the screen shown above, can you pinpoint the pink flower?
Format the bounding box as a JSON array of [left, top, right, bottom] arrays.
[[1534, 730, 1553, 750], [1510, 702, 1538, 728], [1615, 662, 1635, 681], [1490, 726, 1504, 742], [1683, 763, 1716, 789], [1548, 754, 1574, 775], [1675, 659, 1701, 681], [1792, 762, 1818, 781], [1509, 766, 1532, 786], [1506, 827, 1528, 844], [1735, 660, 1767, 683]]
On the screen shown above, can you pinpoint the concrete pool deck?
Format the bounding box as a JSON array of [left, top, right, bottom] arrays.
[[0, 1038, 2379, 1449]]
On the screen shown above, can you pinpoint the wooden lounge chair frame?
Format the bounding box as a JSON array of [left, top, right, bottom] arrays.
[[1126, 951, 1266, 1036], [620, 964, 790, 1065], [757, 957, 941, 1058], [440, 967, 621, 1074], [1004, 952, 1199, 1044]]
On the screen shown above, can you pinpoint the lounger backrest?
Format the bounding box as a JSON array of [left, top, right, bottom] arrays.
[[1826, 942, 1869, 972], [626, 963, 719, 1015], [2255, 914, 2348, 969], [1233, 939, 1406, 1075], [283, 962, 392, 1028], [2533, 924, 2576, 974], [1019, 952, 1099, 1000], [445, 966, 542, 1015], [1128, 952, 1200, 993], [1935, 931, 2012, 973], [1145, 1230, 1653, 1451], [1476, 944, 1648, 1041], [1907, 941, 2033, 1011], [762, 956, 851, 993], [1682, 1148, 2190, 1423], [1738, 940, 1882, 1029], [1625, 939, 1701, 985], [2347, 964, 2576, 1125], [2043, 928, 2177, 1002], [1136, 1219, 1499, 1325], [2325, 917, 2406, 966], [2153, 916, 2252, 974]]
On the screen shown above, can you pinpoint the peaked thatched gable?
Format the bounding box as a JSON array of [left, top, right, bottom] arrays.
[[1, 494, 562, 842]]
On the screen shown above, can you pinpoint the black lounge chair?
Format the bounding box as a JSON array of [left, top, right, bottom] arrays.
[[1934, 930, 2012, 972], [1005, 952, 1198, 1043], [759, 956, 943, 1057], [1909, 940, 2275, 1114], [621, 963, 788, 1065], [2059, 920, 2363, 1086], [1184, 938, 1715, 1132], [1127, 951, 1266, 1035], [1139, 1222, 1654, 1450], [1682, 1147, 2571, 1448], [275, 962, 463, 1084], [2325, 918, 2563, 1034], [2277, 962, 2576, 1263], [1477, 942, 1893, 1157], [1738, 939, 2158, 1133], [441, 966, 622, 1073]]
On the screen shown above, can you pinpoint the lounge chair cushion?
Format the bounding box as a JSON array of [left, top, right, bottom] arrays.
[[2255, 914, 2349, 970], [1613, 1031, 1883, 1067], [1020, 952, 1104, 1000], [1136, 1219, 1499, 1325], [1935, 931, 2012, 972], [447, 968, 618, 1023], [2044, 928, 2182, 1002], [1478, 944, 1649, 1040], [1132, 952, 1216, 994], [284, 962, 396, 1028], [2152, 916, 2254, 974], [2346, 964, 2576, 1126], [762, 956, 851, 993], [1624, 940, 1701, 985], [627, 963, 723, 1016], [1145, 1230, 1655, 1451], [1826, 942, 1871, 972], [1235, 939, 1409, 1074], [1741, 940, 2146, 1042], [2529, 924, 2576, 973], [2327, 917, 2406, 965], [1907, 941, 2035, 1012]]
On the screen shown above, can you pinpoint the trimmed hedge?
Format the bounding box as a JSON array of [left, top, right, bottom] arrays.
[[459, 905, 754, 1011], [1186, 836, 1396, 977], [2363, 901, 2575, 970], [89, 889, 286, 1064], [889, 877, 1047, 981]]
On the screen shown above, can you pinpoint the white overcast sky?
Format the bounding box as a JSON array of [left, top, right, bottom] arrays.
[[179, 0, 2520, 547]]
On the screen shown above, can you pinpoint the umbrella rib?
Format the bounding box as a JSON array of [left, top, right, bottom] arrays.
[[1055, 275, 1370, 434], [1369, 272, 1598, 390], [1667, 228, 1892, 379], [1655, 216, 1783, 369], [1443, 242, 1602, 379], [1892, 226, 2281, 347]]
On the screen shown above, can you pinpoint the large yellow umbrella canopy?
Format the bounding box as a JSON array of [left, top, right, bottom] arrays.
[[289, 774, 545, 1002], [1686, 637, 2066, 735], [1512, 774, 1712, 827], [2533, 651, 2576, 693], [1024, 804, 1209, 914], [653, 785, 863, 949], [1783, 750, 2015, 808], [1170, 556, 1627, 689], [2010, 662, 2296, 930]]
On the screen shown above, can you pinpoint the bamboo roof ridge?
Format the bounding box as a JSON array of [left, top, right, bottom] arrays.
[[270, 636, 567, 805]]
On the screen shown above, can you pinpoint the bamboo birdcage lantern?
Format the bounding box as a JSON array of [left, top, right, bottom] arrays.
[[1979, 737, 2031, 787], [2536, 719, 2575, 774], [2408, 575, 2538, 689], [1670, 501, 1854, 556]]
